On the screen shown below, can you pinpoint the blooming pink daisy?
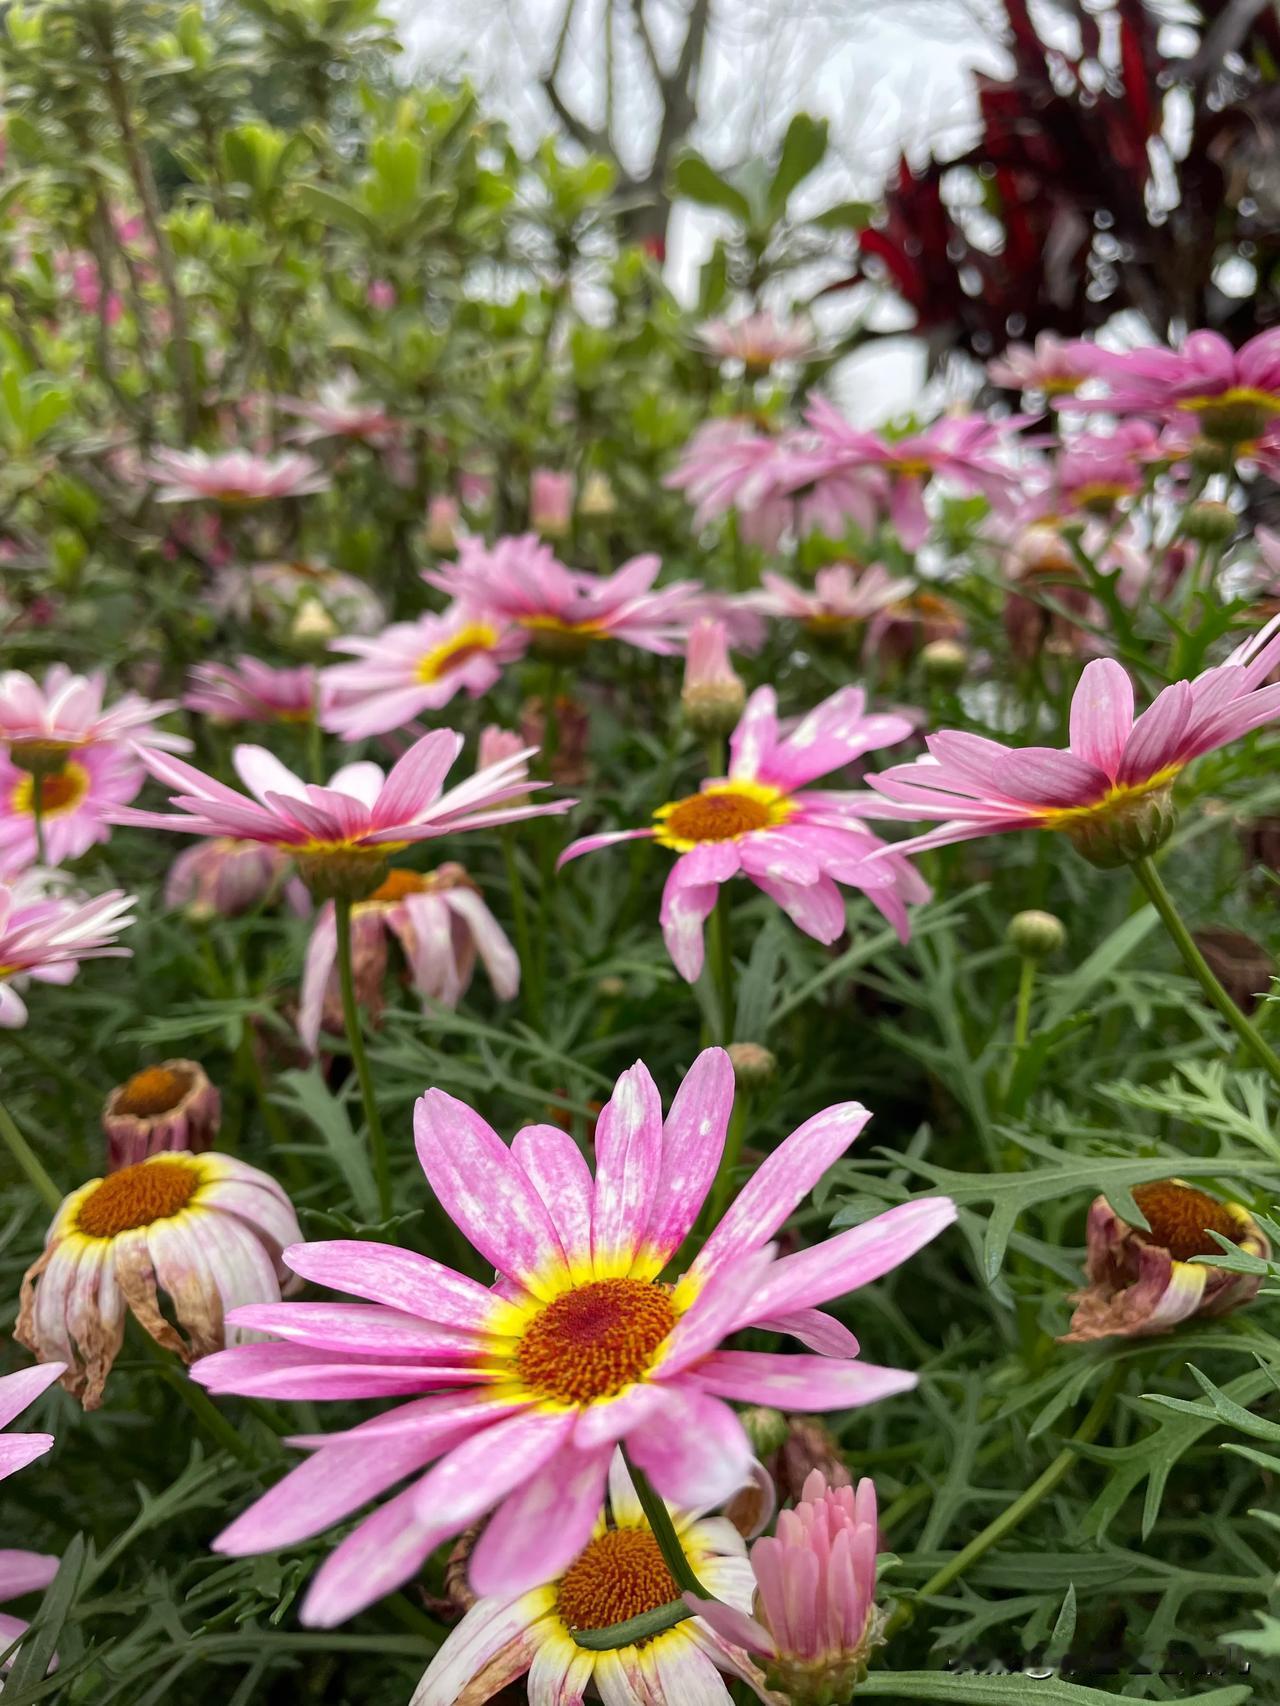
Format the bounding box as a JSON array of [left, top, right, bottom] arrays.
[[698, 310, 818, 371], [319, 605, 522, 740], [144, 448, 329, 505], [1066, 328, 1280, 442], [194, 1046, 956, 1623], [865, 623, 1280, 865], [298, 864, 519, 1052], [0, 881, 135, 1027], [0, 664, 188, 765], [184, 657, 329, 726], [278, 375, 398, 446], [0, 744, 143, 874], [113, 729, 567, 900], [165, 837, 305, 919], [748, 564, 913, 633], [426, 535, 699, 658], [1051, 420, 1162, 515], [987, 333, 1091, 397], [560, 685, 927, 980], [0, 1362, 66, 1667]]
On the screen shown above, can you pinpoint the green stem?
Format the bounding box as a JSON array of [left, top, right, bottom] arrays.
[[621, 1447, 707, 1598], [1001, 955, 1037, 1106], [1132, 855, 1280, 1089], [502, 830, 539, 1025], [31, 782, 46, 867], [707, 1090, 750, 1231], [710, 886, 735, 1044], [886, 1362, 1124, 1635], [0, 1099, 61, 1211], [306, 698, 325, 784], [334, 896, 392, 1218]]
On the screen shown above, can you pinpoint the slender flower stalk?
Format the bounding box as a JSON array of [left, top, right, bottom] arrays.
[[334, 894, 391, 1218], [0, 1100, 61, 1212]]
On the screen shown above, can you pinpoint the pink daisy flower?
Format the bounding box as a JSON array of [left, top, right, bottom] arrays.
[[0, 744, 143, 874], [987, 333, 1091, 397], [113, 729, 568, 900], [698, 310, 818, 371], [426, 535, 699, 658], [144, 448, 329, 505], [560, 686, 927, 980], [1052, 420, 1162, 515], [865, 622, 1280, 866], [0, 881, 135, 1028], [0, 664, 188, 765], [297, 863, 519, 1053], [1066, 328, 1280, 442], [278, 375, 398, 446], [529, 469, 574, 538], [194, 1046, 956, 1624], [165, 838, 305, 919], [184, 657, 329, 726], [319, 605, 522, 740], [0, 1361, 66, 1669], [748, 564, 913, 633]]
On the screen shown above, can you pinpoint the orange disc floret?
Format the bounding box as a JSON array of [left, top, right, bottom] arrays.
[[515, 1278, 676, 1406], [368, 868, 432, 904], [1131, 1180, 1242, 1262], [556, 1527, 679, 1632], [112, 1064, 195, 1119], [11, 761, 90, 819], [661, 791, 773, 843], [77, 1159, 201, 1238]]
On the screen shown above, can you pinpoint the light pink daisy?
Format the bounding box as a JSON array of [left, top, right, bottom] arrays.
[[987, 333, 1092, 397], [1065, 328, 1280, 441], [278, 375, 398, 446], [0, 882, 135, 1027], [298, 864, 519, 1053], [698, 310, 818, 371], [144, 448, 329, 505], [194, 1046, 956, 1624], [426, 535, 699, 658], [0, 664, 188, 764], [865, 622, 1280, 865], [319, 605, 521, 740], [164, 838, 305, 919], [112, 730, 568, 900], [0, 1362, 66, 1670], [1052, 420, 1162, 515], [560, 686, 927, 980], [184, 657, 328, 726], [0, 744, 143, 874], [748, 564, 913, 633]]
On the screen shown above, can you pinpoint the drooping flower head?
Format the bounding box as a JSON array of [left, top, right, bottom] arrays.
[[113, 728, 567, 901], [0, 1362, 66, 1672], [1063, 1179, 1269, 1343], [699, 310, 818, 373], [0, 742, 144, 874], [298, 864, 518, 1053], [411, 1449, 765, 1706], [319, 605, 522, 741], [560, 686, 927, 980], [184, 657, 328, 727], [426, 535, 699, 660], [101, 1060, 221, 1171], [195, 1048, 955, 1625], [17, 1152, 301, 1410], [0, 882, 134, 1028], [749, 565, 913, 640], [0, 665, 187, 773], [164, 837, 303, 920], [865, 625, 1280, 867], [278, 375, 398, 447], [987, 333, 1092, 398], [1066, 328, 1280, 444], [144, 448, 330, 505]]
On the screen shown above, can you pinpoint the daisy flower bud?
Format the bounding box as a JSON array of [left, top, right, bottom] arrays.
[[727, 1040, 777, 1090], [102, 1060, 221, 1170], [920, 638, 968, 684], [424, 495, 459, 553], [1007, 909, 1066, 959], [530, 468, 573, 539], [578, 470, 617, 518], [682, 618, 746, 737], [1182, 499, 1237, 545]]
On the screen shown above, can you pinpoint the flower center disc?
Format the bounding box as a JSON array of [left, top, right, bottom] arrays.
[[12, 761, 89, 819], [556, 1527, 678, 1632], [367, 868, 432, 904], [516, 1277, 676, 1406], [654, 783, 789, 850], [77, 1159, 200, 1238], [114, 1065, 194, 1118], [1131, 1181, 1241, 1262], [417, 623, 497, 684]]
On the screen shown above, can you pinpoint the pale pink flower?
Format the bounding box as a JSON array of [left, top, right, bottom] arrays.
[[458, 470, 494, 512], [102, 1059, 221, 1170], [0, 664, 188, 763], [699, 310, 818, 371], [366, 278, 396, 310], [560, 685, 927, 980], [530, 469, 574, 538], [185, 657, 327, 726], [1066, 328, 1280, 440], [682, 618, 745, 735], [477, 725, 526, 771], [412, 1451, 764, 1705], [865, 622, 1280, 865], [113, 729, 568, 900], [1052, 420, 1162, 514], [18, 1151, 301, 1410], [195, 1046, 956, 1623], [165, 838, 303, 919], [0, 744, 143, 874], [278, 375, 397, 446], [425, 495, 459, 553], [144, 448, 329, 505], [684, 590, 768, 653], [0, 1362, 65, 1672], [319, 606, 521, 740], [298, 864, 519, 1052], [0, 882, 134, 1028], [988, 333, 1091, 397], [749, 564, 913, 632], [427, 535, 699, 657]]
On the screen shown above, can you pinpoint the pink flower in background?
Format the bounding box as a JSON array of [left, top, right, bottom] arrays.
[[185, 658, 327, 726], [1053, 420, 1161, 514], [0, 1362, 65, 1672], [865, 624, 1280, 864], [427, 534, 699, 656], [684, 589, 767, 653], [458, 469, 494, 512], [476, 725, 527, 772], [278, 375, 398, 447], [319, 605, 521, 740], [1066, 329, 1280, 440], [424, 495, 459, 553], [699, 310, 818, 371], [560, 685, 927, 980], [529, 469, 574, 538], [164, 837, 304, 919], [0, 665, 188, 763], [749, 563, 913, 632], [144, 448, 329, 505], [0, 744, 143, 873], [101, 1059, 222, 1171], [0, 882, 134, 1027], [195, 1045, 955, 1623], [988, 333, 1091, 397], [298, 863, 519, 1052], [366, 278, 396, 311]]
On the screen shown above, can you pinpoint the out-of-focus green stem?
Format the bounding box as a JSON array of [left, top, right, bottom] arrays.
[[0, 1099, 61, 1211], [334, 895, 391, 1218]]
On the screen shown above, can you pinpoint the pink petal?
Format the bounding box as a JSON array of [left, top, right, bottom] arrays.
[[301, 1479, 443, 1628], [659, 867, 721, 983], [728, 687, 778, 781], [225, 1302, 487, 1360], [1117, 680, 1192, 784], [638, 1048, 734, 1272], [409, 1408, 576, 1538], [0, 1363, 64, 1430], [374, 729, 463, 827], [408, 1589, 549, 1705], [1069, 659, 1135, 779], [282, 1241, 499, 1330], [467, 1443, 611, 1597], [749, 869, 847, 944], [0, 1550, 58, 1600], [754, 1308, 860, 1356], [0, 1435, 54, 1482], [591, 1061, 664, 1278], [692, 1350, 917, 1409], [627, 1385, 754, 1509], [557, 827, 655, 869], [512, 1125, 595, 1268]]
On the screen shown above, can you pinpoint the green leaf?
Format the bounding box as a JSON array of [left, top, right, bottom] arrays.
[[272, 1067, 378, 1220], [3, 1532, 86, 1699], [1040, 904, 1158, 1028], [670, 152, 751, 223], [767, 112, 828, 218], [859, 1674, 1249, 1704]]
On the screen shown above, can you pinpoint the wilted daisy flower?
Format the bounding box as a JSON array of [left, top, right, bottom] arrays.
[[319, 605, 522, 740], [184, 657, 328, 726], [865, 626, 1280, 866], [298, 865, 518, 1053], [0, 882, 134, 1027], [560, 685, 927, 980], [1063, 1180, 1269, 1343], [196, 1046, 955, 1623], [0, 1362, 65, 1671], [0, 743, 143, 873], [164, 837, 302, 919], [144, 447, 329, 505], [0, 664, 188, 769], [17, 1152, 301, 1409], [113, 728, 566, 901], [101, 1060, 221, 1170], [411, 1451, 765, 1705], [278, 375, 398, 446]]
